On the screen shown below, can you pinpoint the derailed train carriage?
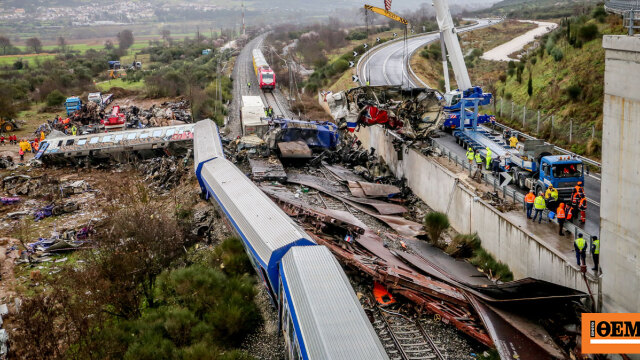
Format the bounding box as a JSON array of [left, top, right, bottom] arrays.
[[193, 120, 388, 360]]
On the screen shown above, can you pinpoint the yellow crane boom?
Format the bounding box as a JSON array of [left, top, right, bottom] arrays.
[[364, 5, 408, 25]]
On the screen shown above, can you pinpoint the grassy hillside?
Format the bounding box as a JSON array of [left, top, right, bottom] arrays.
[[494, 11, 626, 158], [410, 20, 536, 91]]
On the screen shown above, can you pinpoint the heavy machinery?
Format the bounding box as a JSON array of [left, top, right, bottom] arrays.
[[432, 0, 584, 200], [0, 118, 19, 132], [101, 105, 126, 132], [65, 96, 82, 116]]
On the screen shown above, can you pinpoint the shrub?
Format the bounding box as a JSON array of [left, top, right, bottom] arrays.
[[470, 248, 513, 281], [346, 30, 367, 41], [45, 89, 65, 107], [530, 57, 537, 65], [332, 58, 350, 73], [578, 23, 598, 42], [504, 92, 513, 101], [424, 212, 450, 247], [566, 84, 582, 100], [498, 73, 507, 83], [551, 47, 564, 62], [445, 233, 480, 258]]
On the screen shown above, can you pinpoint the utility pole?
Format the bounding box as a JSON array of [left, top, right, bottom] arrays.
[[242, 0, 246, 36]]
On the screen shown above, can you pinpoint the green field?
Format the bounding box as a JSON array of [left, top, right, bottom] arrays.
[[0, 54, 57, 67], [96, 78, 146, 92]]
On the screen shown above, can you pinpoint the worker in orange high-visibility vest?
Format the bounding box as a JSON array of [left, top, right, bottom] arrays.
[[578, 196, 587, 224], [524, 190, 535, 219], [556, 203, 566, 236]]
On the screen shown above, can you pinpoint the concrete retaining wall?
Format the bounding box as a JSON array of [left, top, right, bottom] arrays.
[[601, 36, 640, 314], [356, 125, 598, 294]]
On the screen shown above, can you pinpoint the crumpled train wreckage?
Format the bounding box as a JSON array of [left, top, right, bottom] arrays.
[[321, 86, 445, 139]]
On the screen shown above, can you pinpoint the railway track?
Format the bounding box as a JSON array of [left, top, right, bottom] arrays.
[[371, 307, 446, 360], [262, 91, 287, 117]]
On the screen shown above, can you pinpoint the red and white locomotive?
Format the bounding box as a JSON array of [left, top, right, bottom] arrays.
[[252, 49, 276, 91]]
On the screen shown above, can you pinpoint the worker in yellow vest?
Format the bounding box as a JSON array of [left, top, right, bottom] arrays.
[[485, 147, 492, 170], [574, 234, 586, 266], [509, 134, 518, 148], [466, 147, 474, 167], [532, 192, 546, 224], [590, 236, 600, 272]]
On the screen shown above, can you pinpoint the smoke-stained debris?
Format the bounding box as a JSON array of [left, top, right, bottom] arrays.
[[322, 86, 444, 139]]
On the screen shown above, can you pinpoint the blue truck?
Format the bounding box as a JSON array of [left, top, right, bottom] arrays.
[[454, 123, 584, 202], [64, 96, 82, 116]]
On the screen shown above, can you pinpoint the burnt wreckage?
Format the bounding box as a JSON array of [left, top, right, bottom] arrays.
[[323, 86, 444, 139]]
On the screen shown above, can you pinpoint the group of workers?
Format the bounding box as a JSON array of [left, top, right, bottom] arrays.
[[466, 146, 498, 180], [3, 131, 47, 161], [0, 134, 18, 145], [524, 182, 599, 272]]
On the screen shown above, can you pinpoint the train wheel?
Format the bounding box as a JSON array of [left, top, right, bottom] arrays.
[[518, 174, 526, 189]]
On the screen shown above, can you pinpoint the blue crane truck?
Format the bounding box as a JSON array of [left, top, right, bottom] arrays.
[[64, 96, 82, 116], [453, 111, 584, 202], [441, 87, 496, 130]]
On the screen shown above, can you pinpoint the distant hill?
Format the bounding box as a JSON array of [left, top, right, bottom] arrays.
[[6, 0, 498, 14], [478, 0, 601, 19]]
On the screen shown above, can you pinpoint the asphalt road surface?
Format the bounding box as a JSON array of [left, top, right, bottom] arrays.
[[359, 19, 495, 87], [357, 19, 602, 235]]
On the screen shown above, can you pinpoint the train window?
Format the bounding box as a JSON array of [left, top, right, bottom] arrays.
[[101, 136, 113, 143], [57, 140, 63, 147], [77, 139, 87, 146], [140, 133, 150, 139], [65, 139, 74, 146], [127, 133, 137, 140], [114, 134, 124, 142], [89, 137, 99, 144], [153, 130, 162, 137], [165, 129, 176, 138]]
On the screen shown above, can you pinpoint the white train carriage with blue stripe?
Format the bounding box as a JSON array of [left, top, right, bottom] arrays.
[[194, 120, 388, 360]]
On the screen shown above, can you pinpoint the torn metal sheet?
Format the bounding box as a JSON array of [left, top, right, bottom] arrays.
[[278, 140, 313, 159], [467, 295, 566, 360], [248, 156, 287, 182], [347, 181, 367, 198], [466, 278, 588, 303], [323, 163, 366, 182], [353, 181, 401, 198], [260, 185, 366, 235], [287, 173, 407, 215]]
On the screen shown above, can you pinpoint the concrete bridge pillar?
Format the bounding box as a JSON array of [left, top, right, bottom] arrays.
[[601, 35, 640, 313]]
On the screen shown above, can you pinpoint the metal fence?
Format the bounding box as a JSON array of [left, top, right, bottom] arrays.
[[429, 139, 598, 244], [495, 97, 599, 153], [605, 0, 640, 34]]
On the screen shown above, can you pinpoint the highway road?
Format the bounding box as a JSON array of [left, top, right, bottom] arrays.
[[357, 19, 602, 236], [359, 19, 496, 87]]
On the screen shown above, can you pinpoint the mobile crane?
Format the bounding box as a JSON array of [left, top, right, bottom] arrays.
[[433, 0, 584, 201]]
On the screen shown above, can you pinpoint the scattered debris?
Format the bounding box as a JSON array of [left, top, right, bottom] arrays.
[[248, 157, 287, 182]]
